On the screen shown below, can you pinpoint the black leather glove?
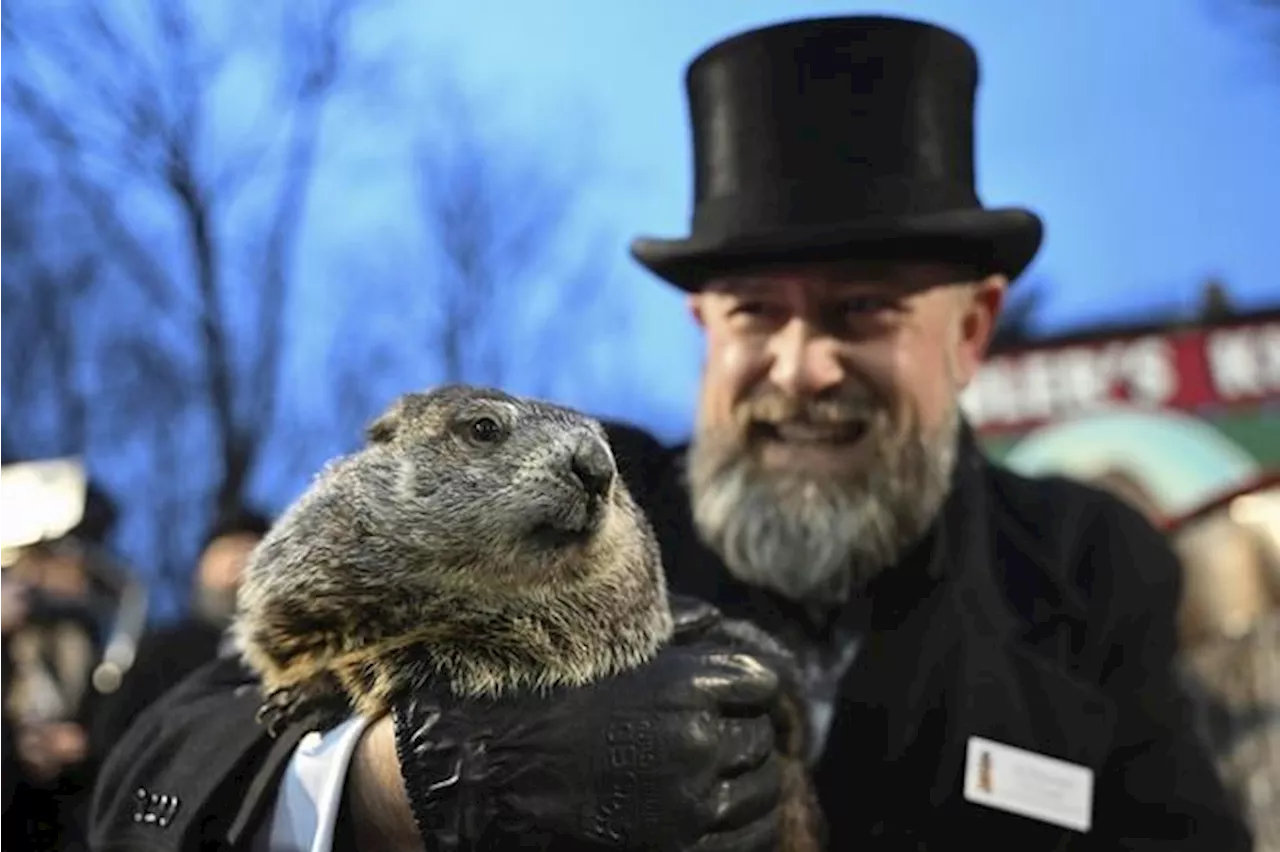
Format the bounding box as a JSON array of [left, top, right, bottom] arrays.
[[392, 596, 785, 851]]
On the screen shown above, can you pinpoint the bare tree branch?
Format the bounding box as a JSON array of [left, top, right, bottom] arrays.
[[411, 79, 609, 391], [2, 0, 615, 606], [3, 79, 181, 315], [4, 0, 380, 519], [1, 163, 102, 455], [95, 332, 205, 593]]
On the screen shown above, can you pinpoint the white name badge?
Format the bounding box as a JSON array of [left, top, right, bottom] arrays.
[[963, 736, 1094, 833]]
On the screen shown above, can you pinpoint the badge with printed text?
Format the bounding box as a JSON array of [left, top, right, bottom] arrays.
[[963, 736, 1094, 833]]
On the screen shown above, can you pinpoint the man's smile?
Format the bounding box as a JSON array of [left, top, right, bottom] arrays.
[[754, 419, 868, 445], [748, 418, 873, 471]]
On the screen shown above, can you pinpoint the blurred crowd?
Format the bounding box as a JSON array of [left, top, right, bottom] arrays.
[[1090, 468, 1280, 850], [1, 474, 270, 851], [1164, 481, 1280, 850]]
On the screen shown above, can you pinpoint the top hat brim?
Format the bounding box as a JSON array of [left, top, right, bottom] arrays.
[[631, 207, 1043, 292]]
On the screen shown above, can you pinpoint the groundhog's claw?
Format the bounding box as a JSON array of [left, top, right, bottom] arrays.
[[256, 687, 302, 737], [257, 682, 352, 738]]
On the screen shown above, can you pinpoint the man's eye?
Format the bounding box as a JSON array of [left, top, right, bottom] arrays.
[[730, 301, 789, 321], [838, 296, 895, 315]]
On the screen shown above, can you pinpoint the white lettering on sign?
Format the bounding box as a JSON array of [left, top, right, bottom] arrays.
[[1206, 323, 1280, 401], [961, 336, 1178, 429]]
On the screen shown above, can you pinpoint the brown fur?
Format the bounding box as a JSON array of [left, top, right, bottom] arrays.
[[233, 384, 823, 851], [234, 385, 674, 725]]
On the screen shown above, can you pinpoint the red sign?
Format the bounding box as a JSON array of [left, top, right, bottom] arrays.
[[962, 316, 1280, 434]]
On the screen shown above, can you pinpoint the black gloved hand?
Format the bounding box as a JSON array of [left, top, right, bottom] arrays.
[[392, 596, 785, 851]]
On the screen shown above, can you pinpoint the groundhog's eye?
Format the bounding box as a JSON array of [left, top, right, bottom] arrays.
[[469, 416, 504, 444]]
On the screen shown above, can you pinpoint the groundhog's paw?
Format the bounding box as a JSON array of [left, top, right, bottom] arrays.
[[256, 686, 322, 736], [256, 687, 303, 737], [257, 681, 352, 737]]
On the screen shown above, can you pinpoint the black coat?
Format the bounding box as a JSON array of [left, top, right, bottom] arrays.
[[2, 636, 19, 816], [88, 424, 1253, 851], [87, 619, 226, 763]]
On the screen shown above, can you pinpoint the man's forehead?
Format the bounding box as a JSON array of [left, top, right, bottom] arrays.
[[704, 260, 973, 296]]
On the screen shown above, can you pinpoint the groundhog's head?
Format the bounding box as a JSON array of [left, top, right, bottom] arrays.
[[236, 384, 674, 704], [350, 384, 660, 590]]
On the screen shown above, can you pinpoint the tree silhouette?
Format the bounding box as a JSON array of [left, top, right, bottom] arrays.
[[1, 0, 618, 608], [1197, 277, 1238, 322], [2, 0, 384, 521], [409, 77, 620, 396], [1, 160, 98, 457]]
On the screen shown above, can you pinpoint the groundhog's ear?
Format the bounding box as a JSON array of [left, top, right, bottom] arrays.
[[366, 399, 408, 444]]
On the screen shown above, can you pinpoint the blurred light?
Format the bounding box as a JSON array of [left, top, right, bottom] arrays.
[[92, 662, 124, 695], [0, 458, 88, 558], [1230, 489, 1279, 525], [1229, 487, 1280, 551]]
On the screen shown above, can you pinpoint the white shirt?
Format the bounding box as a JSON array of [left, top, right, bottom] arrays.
[[251, 714, 373, 852]]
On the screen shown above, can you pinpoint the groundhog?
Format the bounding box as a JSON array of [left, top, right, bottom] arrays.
[[233, 383, 823, 851]]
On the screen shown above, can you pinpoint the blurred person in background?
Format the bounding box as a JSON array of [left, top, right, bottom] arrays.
[[1088, 461, 1280, 849], [3, 481, 119, 852], [3, 579, 33, 815], [191, 506, 271, 630], [1172, 483, 1280, 852], [1087, 466, 1166, 529], [89, 504, 271, 756], [90, 15, 1252, 851]]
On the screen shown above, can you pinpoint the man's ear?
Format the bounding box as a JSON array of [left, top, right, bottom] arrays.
[[688, 294, 707, 329], [952, 275, 1008, 386]]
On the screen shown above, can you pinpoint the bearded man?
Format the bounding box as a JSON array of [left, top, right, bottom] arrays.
[[89, 15, 1251, 852]]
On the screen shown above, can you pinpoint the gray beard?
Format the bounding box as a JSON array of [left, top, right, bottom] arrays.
[[686, 406, 960, 609]]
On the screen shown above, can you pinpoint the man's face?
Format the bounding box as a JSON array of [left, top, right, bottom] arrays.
[[11, 547, 89, 600], [685, 261, 1005, 607], [193, 532, 262, 625]]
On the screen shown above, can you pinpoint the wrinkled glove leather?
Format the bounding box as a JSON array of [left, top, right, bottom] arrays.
[[393, 595, 785, 851]]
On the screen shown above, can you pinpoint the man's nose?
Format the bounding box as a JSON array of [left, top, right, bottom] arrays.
[[767, 320, 846, 397]]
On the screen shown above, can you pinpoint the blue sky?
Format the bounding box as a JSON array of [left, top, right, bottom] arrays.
[[303, 0, 1280, 433]]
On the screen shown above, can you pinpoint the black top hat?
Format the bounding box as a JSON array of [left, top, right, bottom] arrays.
[[631, 16, 1043, 291]]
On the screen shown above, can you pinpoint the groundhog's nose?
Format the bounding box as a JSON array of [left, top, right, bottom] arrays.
[[570, 436, 615, 499]]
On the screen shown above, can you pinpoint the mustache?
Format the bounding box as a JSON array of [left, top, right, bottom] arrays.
[[731, 385, 881, 429]]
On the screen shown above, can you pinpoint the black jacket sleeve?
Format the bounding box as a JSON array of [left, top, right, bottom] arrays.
[[1078, 492, 1254, 851], [602, 420, 672, 506], [88, 623, 224, 766], [2, 638, 24, 817], [87, 655, 310, 852]]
